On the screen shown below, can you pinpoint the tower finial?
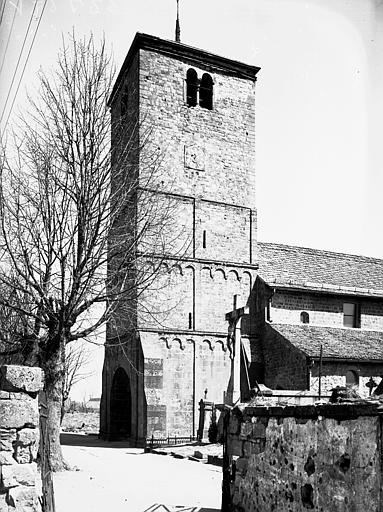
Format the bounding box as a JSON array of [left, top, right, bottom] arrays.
[[175, 0, 181, 42]]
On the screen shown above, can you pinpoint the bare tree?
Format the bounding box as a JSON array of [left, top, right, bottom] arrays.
[[61, 342, 93, 423], [0, 33, 183, 470]]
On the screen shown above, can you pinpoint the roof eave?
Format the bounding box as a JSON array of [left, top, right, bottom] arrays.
[[268, 282, 383, 299], [108, 32, 261, 107], [310, 356, 383, 364]]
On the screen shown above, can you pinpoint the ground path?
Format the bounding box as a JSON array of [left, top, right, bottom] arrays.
[[53, 434, 222, 512]]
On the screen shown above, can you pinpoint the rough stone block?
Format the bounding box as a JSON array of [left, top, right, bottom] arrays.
[[0, 428, 17, 451], [0, 366, 44, 393], [13, 428, 38, 464], [1, 462, 37, 488], [17, 428, 38, 447], [0, 391, 10, 400], [7, 486, 41, 512], [0, 494, 8, 512], [228, 437, 243, 457], [236, 456, 248, 475], [0, 451, 16, 465], [0, 400, 38, 429], [239, 421, 253, 439], [252, 421, 266, 439], [229, 415, 240, 435], [243, 439, 265, 457]]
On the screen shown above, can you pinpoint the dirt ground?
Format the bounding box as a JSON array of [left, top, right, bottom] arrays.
[[53, 433, 222, 512], [61, 411, 99, 433]]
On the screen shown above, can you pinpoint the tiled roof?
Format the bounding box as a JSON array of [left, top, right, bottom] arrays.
[[268, 323, 383, 362], [258, 242, 383, 296]]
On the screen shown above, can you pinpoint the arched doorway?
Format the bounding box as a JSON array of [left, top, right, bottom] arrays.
[[110, 367, 132, 440]]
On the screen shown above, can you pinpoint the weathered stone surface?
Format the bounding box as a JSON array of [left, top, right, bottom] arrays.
[[1, 462, 37, 488], [228, 437, 242, 457], [236, 457, 248, 475], [0, 428, 17, 451], [0, 451, 16, 465], [7, 486, 41, 512], [239, 421, 252, 439], [0, 366, 43, 394], [228, 408, 382, 511], [229, 415, 240, 435], [13, 429, 38, 464], [0, 391, 10, 400], [17, 429, 38, 447], [0, 494, 8, 512], [0, 400, 38, 429], [101, 40, 257, 441]]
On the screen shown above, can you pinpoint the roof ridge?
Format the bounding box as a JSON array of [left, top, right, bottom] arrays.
[[258, 241, 383, 263]]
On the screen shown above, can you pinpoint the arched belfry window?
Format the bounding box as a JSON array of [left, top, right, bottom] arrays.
[[300, 311, 309, 324], [186, 68, 198, 107], [199, 73, 213, 110]]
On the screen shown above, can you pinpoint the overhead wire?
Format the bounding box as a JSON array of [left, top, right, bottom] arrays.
[[0, 0, 7, 26], [2, 0, 48, 134], [0, 0, 42, 130], [0, 0, 20, 77]]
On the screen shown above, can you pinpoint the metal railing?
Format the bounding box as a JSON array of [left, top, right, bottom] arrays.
[[146, 434, 196, 449]]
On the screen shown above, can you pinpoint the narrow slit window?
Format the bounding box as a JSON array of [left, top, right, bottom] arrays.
[[199, 73, 213, 110], [300, 311, 309, 324], [188, 312, 193, 329], [186, 68, 198, 107], [121, 85, 129, 118], [202, 230, 206, 248]]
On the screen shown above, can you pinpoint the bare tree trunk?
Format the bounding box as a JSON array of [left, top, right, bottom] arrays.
[[41, 333, 70, 471]]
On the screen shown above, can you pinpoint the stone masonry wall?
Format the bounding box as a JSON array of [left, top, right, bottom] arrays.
[[310, 361, 383, 398], [142, 331, 231, 437], [138, 49, 257, 211], [262, 326, 308, 390], [271, 290, 383, 330], [104, 42, 259, 442], [226, 403, 383, 511], [0, 365, 44, 512]]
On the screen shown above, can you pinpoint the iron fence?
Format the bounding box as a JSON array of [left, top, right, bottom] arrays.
[[146, 434, 196, 449]]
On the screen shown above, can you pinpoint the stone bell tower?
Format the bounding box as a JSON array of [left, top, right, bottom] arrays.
[[100, 32, 260, 443]]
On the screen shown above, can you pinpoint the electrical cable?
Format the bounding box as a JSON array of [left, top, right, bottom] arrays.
[[0, 0, 20, 77], [1, 0, 47, 135], [0, 0, 38, 126], [0, 0, 7, 26]]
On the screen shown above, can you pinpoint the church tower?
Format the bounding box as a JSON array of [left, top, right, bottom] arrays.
[[100, 33, 260, 443]]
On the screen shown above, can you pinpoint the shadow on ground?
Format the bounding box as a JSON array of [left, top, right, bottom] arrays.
[[60, 432, 142, 450]]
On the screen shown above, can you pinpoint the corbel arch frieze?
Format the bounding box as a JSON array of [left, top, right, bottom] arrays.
[[227, 269, 240, 282], [202, 339, 214, 351], [215, 339, 228, 352], [159, 336, 171, 349], [213, 268, 227, 281], [172, 337, 185, 350]]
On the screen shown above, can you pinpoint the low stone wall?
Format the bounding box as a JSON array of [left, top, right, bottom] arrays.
[[224, 402, 383, 511], [0, 365, 44, 512]]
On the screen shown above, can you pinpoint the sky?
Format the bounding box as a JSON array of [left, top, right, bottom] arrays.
[[0, 0, 382, 399]]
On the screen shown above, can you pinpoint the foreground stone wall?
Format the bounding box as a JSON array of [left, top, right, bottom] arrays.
[[225, 402, 383, 511], [0, 365, 43, 512]]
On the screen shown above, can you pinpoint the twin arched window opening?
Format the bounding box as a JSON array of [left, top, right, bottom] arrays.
[[186, 69, 213, 110]]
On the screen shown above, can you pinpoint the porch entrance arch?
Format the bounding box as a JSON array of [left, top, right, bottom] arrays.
[[110, 367, 132, 439]]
